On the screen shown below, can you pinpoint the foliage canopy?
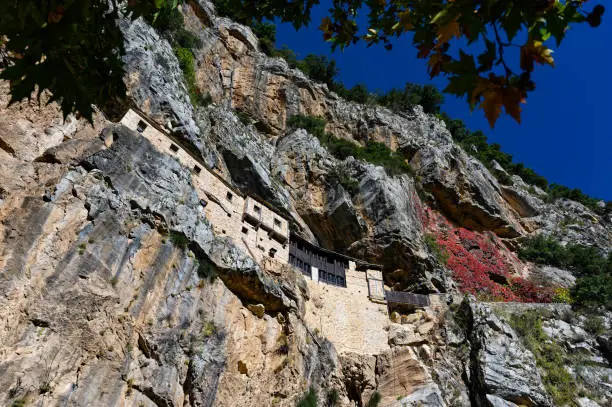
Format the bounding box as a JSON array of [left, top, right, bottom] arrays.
[[0, 0, 178, 122], [1, 1, 604, 125], [213, 0, 605, 127], [518, 235, 612, 310]]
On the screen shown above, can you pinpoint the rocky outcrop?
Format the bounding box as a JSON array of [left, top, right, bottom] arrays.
[[179, 1, 610, 253], [466, 302, 552, 407], [121, 17, 200, 143], [0, 111, 347, 406]]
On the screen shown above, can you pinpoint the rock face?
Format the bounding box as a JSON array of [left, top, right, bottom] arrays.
[[179, 1, 611, 253], [0, 108, 346, 406], [467, 302, 552, 407], [1, 1, 611, 406]]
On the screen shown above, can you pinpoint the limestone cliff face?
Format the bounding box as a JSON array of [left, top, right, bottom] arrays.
[[1, 2, 611, 407]]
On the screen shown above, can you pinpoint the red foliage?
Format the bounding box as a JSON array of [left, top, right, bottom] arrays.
[[422, 208, 553, 303]]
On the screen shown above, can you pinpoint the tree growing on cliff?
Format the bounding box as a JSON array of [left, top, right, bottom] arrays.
[[0, 0, 177, 123], [0, 1, 605, 126]]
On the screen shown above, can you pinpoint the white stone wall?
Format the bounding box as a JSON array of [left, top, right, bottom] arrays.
[[120, 110, 289, 264], [244, 197, 289, 241], [304, 269, 391, 355], [366, 269, 385, 301]]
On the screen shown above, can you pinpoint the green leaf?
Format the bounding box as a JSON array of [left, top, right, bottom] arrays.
[[431, 9, 448, 25], [503, 5, 523, 42], [444, 75, 474, 99], [539, 28, 552, 42], [546, 13, 566, 46]]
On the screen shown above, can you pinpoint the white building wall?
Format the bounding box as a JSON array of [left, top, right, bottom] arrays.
[[120, 109, 289, 265], [304, 269, 390, 355]]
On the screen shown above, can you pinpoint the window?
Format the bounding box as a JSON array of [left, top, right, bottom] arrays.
[[269, 248, 277, 258], [254, 205, 261, 214], [170, 144, 179, 153], [226, 192, 233, 201], [137, 120, 147, 133], [241, 227, 248, 234], [193, 165, 202, 174], [274, 218, 281, 228]]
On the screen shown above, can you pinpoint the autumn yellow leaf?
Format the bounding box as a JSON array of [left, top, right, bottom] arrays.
[[502, 86, 525, 125], [479, 91, 504, 128], [436, 18, 461, 46], [521, 39, 555, 72], [472, 75, 526, 127], [428, 52, 448, 78], [391, 10, 414, 33]]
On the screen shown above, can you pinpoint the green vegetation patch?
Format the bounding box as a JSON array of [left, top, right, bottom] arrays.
[[297, 387, 317, 407], [518, 235, 612, 310], [424, 233, 449, 265], [508, 310, 578, 406], [287, 115, 412, 177], [148, 3, 211, 107]]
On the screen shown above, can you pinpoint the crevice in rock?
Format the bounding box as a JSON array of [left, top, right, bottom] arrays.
[[131, 384, 169, 407], [34, 152, 62, 164], [30, 318, 50, 328], [460, 300, 483, 407], [138, 333, 161, 363], [0, 136, 15, 156]]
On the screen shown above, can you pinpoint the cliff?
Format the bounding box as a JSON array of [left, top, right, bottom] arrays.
[[0, 2, 610, 406]]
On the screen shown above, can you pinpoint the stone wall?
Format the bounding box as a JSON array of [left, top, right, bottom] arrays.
[[120, 109, 290, 264], [304, 269, 391, 355]]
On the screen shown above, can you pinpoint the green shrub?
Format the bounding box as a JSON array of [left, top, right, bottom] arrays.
[[202, 321, 216, 337], [326, 389, 339, 406], [297, 387, 317, 407], [196, 259, 215, 279], [169, 231, 190, 248], [148, 4, 184, 32], [583, 314, 605, 335], [251, 21, 276, 55], [287, 115, 412, 177], [518, 235, 612, 310], [551, 287, 572, 304], [174, 29, 203, 50], [235, 110, 254, 126], [572, 273, 612, 310], [509, 310, 578, 405], [365, 391, 382, 407], [424, 234, 449, 265]]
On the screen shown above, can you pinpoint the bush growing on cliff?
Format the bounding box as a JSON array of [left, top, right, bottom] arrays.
[[424, 234, 449, 265], [509, 310, 578, 405], [146, 3, 210, 107], [251, 21, 277, 56], [518, 235, 612, 310], [287, 115, 412, 176], [365, 391, 381, 407], [297, 387, 317, 407]]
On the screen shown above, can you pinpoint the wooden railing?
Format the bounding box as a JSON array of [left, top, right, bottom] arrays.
[[385, 291, 431, 307]]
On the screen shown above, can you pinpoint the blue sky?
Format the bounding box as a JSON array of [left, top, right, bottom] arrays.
[[275, 4, 612, 201]]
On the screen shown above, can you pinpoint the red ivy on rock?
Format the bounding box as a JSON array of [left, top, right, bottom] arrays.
[[422, 208, 554, 303]]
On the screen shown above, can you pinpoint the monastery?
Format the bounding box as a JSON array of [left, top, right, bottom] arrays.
[[120, 109, 437, 355]]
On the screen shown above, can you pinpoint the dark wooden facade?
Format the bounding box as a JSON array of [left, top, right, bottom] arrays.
[[385, 291, 431, 307], [289, 237, 348, 287]]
